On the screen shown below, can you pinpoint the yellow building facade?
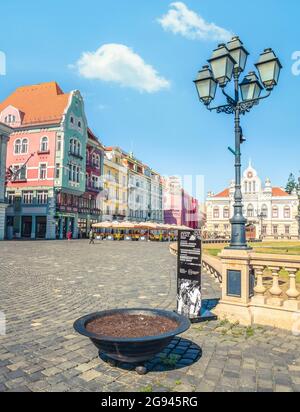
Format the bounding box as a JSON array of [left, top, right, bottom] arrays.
[[103, 147, 128, 221]]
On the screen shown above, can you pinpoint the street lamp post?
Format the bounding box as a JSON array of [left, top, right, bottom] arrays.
[[257, 211, 265, 240], [194, 37, 282, 250]]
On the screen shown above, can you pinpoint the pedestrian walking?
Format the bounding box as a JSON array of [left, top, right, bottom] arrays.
[[89, 229, 95, 245], [67, 230, 72, 241]]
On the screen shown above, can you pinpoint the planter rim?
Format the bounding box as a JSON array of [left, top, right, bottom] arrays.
[[73, 308, 190, 343]]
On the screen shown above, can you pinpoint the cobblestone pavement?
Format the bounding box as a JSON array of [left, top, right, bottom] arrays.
[[0, 240, 300, 392]]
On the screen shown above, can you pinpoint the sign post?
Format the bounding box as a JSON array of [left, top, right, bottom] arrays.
[[177, 229, 217, 322], [177, 230, 202, 321]]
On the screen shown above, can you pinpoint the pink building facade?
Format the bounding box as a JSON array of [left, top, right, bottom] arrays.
[[163, 177, 200, 229]]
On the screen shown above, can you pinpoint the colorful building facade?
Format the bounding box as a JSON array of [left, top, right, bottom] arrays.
[[0, 123, 12, 240], [124, 153, 164, 223], [1, 81, 103, 239], [102, 147, 128, 221], [163, 176, 200, 229]]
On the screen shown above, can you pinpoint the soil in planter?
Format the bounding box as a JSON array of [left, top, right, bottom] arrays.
[[86, 314, 179, 338]]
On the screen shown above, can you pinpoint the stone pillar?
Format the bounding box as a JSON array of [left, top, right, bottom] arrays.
[[0, 136, 8, 240], [31, 216, 36, 240], [59, 217, 64, 240], [46, 189, 57, 240], [213, 249, 253, 326], [0, 203, 8, 240]]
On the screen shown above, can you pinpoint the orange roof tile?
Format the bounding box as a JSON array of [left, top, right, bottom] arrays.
[[0, 81, 71, 126], [214, 189, 230, 198], [272, 187, 289, 197]]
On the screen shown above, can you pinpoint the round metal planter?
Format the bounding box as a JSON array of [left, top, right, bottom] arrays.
[[74, 308, 190, 364]]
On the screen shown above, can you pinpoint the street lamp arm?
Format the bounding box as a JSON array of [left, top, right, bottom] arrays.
[[221, 88, 237, 106], [207, 103, 235, 114]]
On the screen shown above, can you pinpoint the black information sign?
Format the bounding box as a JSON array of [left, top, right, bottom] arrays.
[[177, 230, 202, 320]]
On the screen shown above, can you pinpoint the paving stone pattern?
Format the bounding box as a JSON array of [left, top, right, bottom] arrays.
[[0, 240, 299, 392]]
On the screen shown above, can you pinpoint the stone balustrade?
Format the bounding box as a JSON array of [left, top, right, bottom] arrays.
[[250, 254, 300, 311]]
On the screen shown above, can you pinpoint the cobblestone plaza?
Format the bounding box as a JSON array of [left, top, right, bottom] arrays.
[[0, 241, 300, 392]]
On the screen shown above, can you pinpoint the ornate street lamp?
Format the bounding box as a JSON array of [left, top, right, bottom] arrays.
[[255, 48, 282, 91], [194, 36, 282, 250], [194, 65, 217, 106]]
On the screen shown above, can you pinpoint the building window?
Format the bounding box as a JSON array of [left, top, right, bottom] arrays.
[[253, 182, 256, 193], [40, 136, 49, 152], [39, 164, 47, 180], [273, 225, 278, 235], [213, 207, 219, 219], [285, 225, 290, 235], [245, 182, 248, 193], [21, 139, 28, 154], [272, 207, 279, 219], [284, 206, 291, 219], [262, 205, 268, 218], [224, 224, 229, 231], [57, 136, 62, 152], [22, 191, 34, 204], [7, 192, 15, 204], [55, 164, 60, 179], [76, 167, 80, 183], [37, 191, 48, 205], [223, 207, 230, 219], [214, 225, 219, 230], [262, 225, 267, 235], [78, 121, 81, 128], [13, 165, 27, 181], [247, 204, 254, 218], [70, 116, 74, 124], [14, 139, 21, 154]]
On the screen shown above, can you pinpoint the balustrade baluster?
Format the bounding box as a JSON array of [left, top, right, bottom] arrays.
[[284, 268, 300, 311], [267, 267, 283, 307], [252, 266, 267, 305]]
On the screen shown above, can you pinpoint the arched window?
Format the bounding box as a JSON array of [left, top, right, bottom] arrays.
[[40, 136, 48, 152], [223, 207, 230, 219], [247, 204, 254, 218], [284, 206, 291, 219], [248, 182, 252, 193], [213, 207, 219, 219], [96, 155, 100, 168], [245, 182, 248, 193], [253, 181, 256, 193], [70, 116, 74, 124], [92, 153, 96, 166], [76, 141, 81, 156], [21, 138, 28, 154], [262, 204, 268, 218], [14, 139, 21, 154], [78, 121, 81, 128], [272, 206, 279, 219], [69, 139, 73, 152]]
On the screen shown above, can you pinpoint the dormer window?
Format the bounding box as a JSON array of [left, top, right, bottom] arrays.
[[5, 114, 16, 124]]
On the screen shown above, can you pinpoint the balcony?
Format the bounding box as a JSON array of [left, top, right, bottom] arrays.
[[69, 151, 83, 161], [37, 150, 50, 156]]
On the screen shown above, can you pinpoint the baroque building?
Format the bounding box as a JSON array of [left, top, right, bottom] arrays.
[[1, 81, 103, 239], [0, 123, 12, 240], [205, 163, 299, 240]]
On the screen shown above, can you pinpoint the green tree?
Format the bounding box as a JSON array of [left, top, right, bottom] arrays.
[[285, 173, 297, 194]]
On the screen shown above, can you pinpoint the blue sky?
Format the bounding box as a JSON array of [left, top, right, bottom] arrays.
[[1, 0, 300, 200]]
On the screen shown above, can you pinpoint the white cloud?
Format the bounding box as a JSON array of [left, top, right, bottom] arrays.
[[74, 43, 170, 93], [158, 2, 233, 42]]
